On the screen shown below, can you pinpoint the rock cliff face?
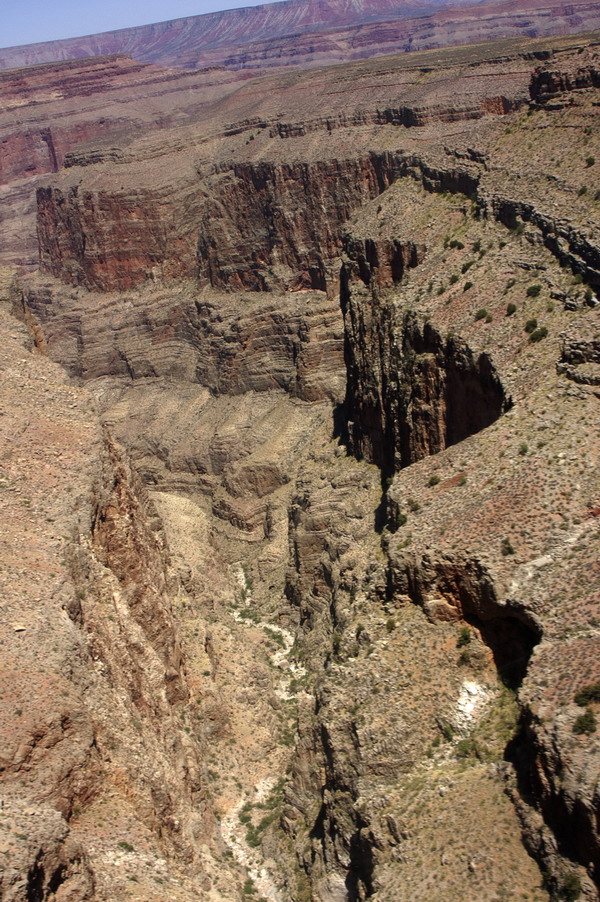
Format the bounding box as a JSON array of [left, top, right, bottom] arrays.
[[18, 279, 345, 405], [341, 252, 510, 473], [36, 181, 202, 290], [197, 159, 396, 293], [0, 270, 237, 900], [2, 31, 600, 902], [0, 55, 256, 270]]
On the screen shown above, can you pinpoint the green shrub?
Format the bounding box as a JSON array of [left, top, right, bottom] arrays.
[[524, 318, 538, 333], [390, 510, 407, 530], [257, 810, 278, 833], [407, 498, 420, 512], [472, 239, 482, 252], [462, 260, 474, 274], [530, 326, 548, 342], [463, 281, 473, 291], [456, 737, 477, 759], [586, 156, 595, 167], [440, 721, 454, 741], [578, 186, 588, 197], [518, 442, 528, 456], [457, 626, 471, 648], [501, 537, 515, 556], [458, 648, 471, 665], [506, 303, 517, 316], [449, 274, 459, 284], [574, 681, 600, 706], [239, 804, 253, 825], [246, 826, 261, 848], [562, 872, 582, 902], [118, 841, 134, 852], [244, 877, 258, 896], [485, 313, 493, 323], [449, 239, 464, 249], [526, 284, 542, 298], [386, 617, 396, 632], [475, 308, 488, 321], [428, 474, 440, 487], [573, 708, 597, 735]]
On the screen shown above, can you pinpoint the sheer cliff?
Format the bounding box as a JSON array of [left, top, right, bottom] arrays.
[[1, 31, 599, 902]]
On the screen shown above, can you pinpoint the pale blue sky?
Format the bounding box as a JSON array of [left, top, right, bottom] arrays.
[[0, 0, 274, 48]]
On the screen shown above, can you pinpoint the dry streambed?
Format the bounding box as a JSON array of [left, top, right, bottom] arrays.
[[220, 563, 306, 901]]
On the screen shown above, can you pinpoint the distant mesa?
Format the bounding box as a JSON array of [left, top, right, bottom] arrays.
[[1, 0, 599, 72]]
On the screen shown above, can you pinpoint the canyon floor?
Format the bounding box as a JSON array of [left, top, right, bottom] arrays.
[[0, 27, 599, 902]]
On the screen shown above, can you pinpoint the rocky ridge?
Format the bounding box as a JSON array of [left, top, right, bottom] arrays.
[[1, 0, 599, 75]]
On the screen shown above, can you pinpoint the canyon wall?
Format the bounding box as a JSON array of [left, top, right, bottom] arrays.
[[0, 270, 237, 900], [341, 248, 511, 473]]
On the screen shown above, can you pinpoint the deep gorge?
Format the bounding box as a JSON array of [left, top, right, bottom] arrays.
[[0, 34, 599, 902]]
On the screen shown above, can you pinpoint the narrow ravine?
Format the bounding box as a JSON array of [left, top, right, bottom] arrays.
[[219, 562, 307, 901], [221, 778, 284, 902]]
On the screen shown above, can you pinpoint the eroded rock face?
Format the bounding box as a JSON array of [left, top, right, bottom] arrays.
[[0, 270, 236, 900], [390, 552, 541, 685], [36, 182, 202, 291], [530, 46, 600, 103], [197, 159, 396, 293], [87, 431, 188, 705], [19, 278, 345, 403], [557, 309, 600, 384], [35, 154, 406, 293], [0, 797, 95, 902], [193, 291, 345, 401], [342, 267, 510, 474]]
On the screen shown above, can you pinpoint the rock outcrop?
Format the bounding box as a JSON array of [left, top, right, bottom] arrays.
[[0, 55, 254, 269], [341, 249, 511, 473]]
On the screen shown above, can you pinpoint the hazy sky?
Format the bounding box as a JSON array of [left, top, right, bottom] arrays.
[[1, 0, 274, 48]]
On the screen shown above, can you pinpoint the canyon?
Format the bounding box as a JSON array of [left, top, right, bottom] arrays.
[[0, 18, 599, 902]]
